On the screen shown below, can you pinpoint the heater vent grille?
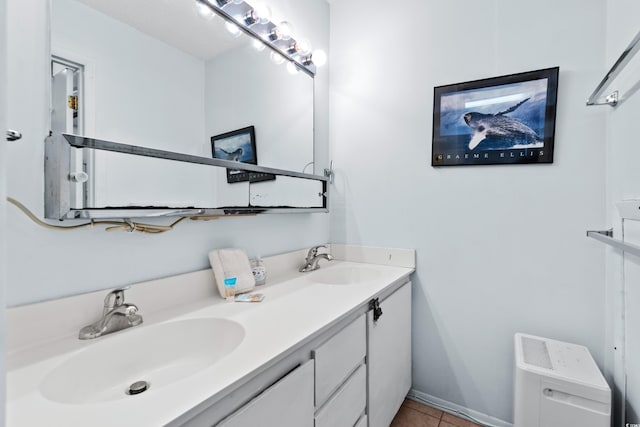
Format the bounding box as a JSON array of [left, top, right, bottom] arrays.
[[522, 336, 553, 369]]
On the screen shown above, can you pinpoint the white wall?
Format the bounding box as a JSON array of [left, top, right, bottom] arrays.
[[0, 0, 7, 422], [5, 0, 329, 306], [604, 1, 640, 425], [329, 0, 607, 423]]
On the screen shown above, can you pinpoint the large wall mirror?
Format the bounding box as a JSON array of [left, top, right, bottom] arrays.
[[46, 0, 325, 218]]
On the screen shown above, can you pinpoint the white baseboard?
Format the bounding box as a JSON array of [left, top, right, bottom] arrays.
[[407, 389, 513, 427]]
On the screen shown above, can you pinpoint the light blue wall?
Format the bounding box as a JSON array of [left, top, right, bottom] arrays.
[[329, 0, 607, 423], [5, 0, 330, 306], [1, 0, 7, 421]]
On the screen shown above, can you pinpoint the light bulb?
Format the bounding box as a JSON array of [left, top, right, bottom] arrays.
[[287, 61, 300, 74], [311, 49, 327, 67], [286, 39, 311, 56], [225, 20, 242, 37], [253, 3, 271, 24], [279, 21, 293, 40], [194, 1, 215, 20], [270, 51, 285, 65], [232, 0, 243, 3], [252, 38, 266, 52], [296, 38, 311, 55]]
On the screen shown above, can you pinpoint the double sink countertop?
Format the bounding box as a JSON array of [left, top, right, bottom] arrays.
[[7, 245, 415, 427]]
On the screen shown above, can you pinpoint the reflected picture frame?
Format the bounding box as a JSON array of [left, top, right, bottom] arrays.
[[211, 126, 274, 183], [432, 67, 559, 166], [211, 126, 257, 183]]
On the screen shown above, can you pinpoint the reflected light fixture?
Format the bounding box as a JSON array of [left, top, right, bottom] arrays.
[[278, 21, 293, 40], [253, 3, 272, 24], [194, 0, 323, 74], [195, 1, 216, 20], [225, 20, 242, 37], [270, 51, 285, 65], [252, 38, 266, 51], [287, 38, 311, 56], [286, 61, 300, 75], [301, 49, 327, 67], [464, 94, 525, 108], [242, 9, 260, 26], [265, 26, 281, 42]]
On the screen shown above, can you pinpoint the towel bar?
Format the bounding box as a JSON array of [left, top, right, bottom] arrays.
[[586, 229, 640, 258]]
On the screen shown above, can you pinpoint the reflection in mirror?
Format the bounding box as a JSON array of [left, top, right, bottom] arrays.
[[51, 0, 313, 166], [44, 134, 327, 220], [49, 0, 320, 215], [250, 177, 324, 208]]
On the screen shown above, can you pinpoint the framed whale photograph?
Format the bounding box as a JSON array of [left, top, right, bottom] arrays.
[[431, 67, 559, 166], [211, 126, 275, 183]]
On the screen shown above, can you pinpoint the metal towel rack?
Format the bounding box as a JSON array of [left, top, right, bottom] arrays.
[[587, 201, 640, 258], [586, 229, 640, 259], [586, 29, 640, 107]]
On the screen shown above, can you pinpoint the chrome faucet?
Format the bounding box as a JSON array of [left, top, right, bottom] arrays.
[[299, 245, 334, 272], [79, 288, 143, 340]]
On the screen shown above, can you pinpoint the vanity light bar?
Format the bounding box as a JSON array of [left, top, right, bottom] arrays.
[[196, 0, 321, 76]]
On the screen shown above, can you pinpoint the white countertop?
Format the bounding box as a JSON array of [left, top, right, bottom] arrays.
[[7, 254, 414, 427]]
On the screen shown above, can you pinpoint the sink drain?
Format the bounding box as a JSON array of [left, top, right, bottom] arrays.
[[127, 380, 149, 396]]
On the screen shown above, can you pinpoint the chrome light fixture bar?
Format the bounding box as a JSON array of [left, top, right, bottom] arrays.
[[195, 0, 319, 77]]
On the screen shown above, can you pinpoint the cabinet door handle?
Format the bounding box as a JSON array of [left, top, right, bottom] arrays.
[[369, 298, 383, 322], [6, 129, 22, 141]]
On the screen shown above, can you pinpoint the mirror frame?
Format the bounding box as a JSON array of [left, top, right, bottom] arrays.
[[45, 134, 328, 220]]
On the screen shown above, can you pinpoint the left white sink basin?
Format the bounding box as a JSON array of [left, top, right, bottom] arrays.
[[39, 318, 244, 405]]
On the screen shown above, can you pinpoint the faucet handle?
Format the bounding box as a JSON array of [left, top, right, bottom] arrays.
[[306, 245, 326, 259], [124, 304, 138, 317], [104, 288, 128, 309]]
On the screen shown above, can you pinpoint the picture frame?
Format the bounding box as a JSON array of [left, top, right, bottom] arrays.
[[432, 67, 559, 167], [211, 126, 275, 183]]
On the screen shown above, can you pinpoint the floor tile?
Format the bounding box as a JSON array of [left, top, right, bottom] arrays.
[[441, 412, 483, 427], [403, 398, 443, 419], [390, 406, 440, 427]]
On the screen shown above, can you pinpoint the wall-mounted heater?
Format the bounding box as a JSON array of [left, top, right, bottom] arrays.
[[514, 333, 611, 427]]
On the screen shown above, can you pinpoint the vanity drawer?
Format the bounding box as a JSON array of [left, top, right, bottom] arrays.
[[314, 363, 366, 427], [217, 360, 314, 427], [313, 314, 366, 407]]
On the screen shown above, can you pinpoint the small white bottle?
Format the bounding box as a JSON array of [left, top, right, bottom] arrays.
[[251, 256, 266, 286]]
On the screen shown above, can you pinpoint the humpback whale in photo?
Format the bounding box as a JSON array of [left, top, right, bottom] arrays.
[[220, 147, 243, 162], [462, 98, 542, 150]]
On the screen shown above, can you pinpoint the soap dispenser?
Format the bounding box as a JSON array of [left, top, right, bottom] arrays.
[[250, 256, 266, 285]]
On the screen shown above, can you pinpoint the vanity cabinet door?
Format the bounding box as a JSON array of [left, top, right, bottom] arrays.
[[217, 360, 314, 427], [367, 281, 412, 427]]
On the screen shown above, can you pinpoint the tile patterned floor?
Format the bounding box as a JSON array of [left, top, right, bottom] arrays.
[[390, 399, 483, 427]]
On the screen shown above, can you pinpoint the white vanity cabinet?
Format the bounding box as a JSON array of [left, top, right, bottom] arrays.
[[367, 281, 412, 427], [172, 281, 412, 427], [217, 360, 315, 427], [7, 250, 415, 427], [313, 314, 367, 426]]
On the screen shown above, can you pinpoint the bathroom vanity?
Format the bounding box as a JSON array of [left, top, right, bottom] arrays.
[[6, 245, 414, 426]]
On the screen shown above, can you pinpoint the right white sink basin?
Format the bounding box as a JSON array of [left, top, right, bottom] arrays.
[[308, 265, 380, 285]]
